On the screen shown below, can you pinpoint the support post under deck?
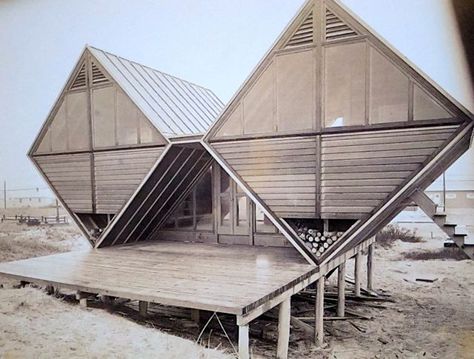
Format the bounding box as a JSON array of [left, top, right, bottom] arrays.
[[315, 276, 325, 347], [354, 251, 362, 297], [277, 297, 291, 359], [367, 242, 374, 291], [337, 262, 346, 317], [139, 301, 148, 317], [238, 324, 249, 359]]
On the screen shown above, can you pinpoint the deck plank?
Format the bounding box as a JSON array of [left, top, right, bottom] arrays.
[[0, 241, 315, 315]]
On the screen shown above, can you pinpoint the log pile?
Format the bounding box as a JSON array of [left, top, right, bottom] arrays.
[[295, 226, 344, 258]]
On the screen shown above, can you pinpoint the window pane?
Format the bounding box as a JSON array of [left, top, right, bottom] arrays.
[[220, 170, 231, 194], [176, 194, 194, 230], [67, 92, 90, 151], [277, 50, 315, 131], [324, 42, 366, 127], [236, 195, 248, 228], [195, 168, 213, 231], [220, 195, 231, 227], [369, 48, 409, 124], [92, 86, 116, 148], [51, 100, 67, 152], [255, 204, 277, 233], [116, 90, 138, 145], [243, 62, 275, 134], [413, 84, 451, 121]]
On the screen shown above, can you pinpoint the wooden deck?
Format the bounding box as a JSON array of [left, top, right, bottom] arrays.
[[0, 241, 317, 316]]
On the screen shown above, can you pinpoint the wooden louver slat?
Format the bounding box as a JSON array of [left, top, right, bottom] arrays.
[[325, 9, 358, 42], [91, 62, 110, 86], [285, 11, 314, 48], [69, 63, 87, 90]]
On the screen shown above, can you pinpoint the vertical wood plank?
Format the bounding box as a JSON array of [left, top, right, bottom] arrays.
[[277, 297, 291, 359], [354, 251, 362, 297], [191, 309, 200, 323], [367, 242, 374, 291], [337, 262, 346, 317], [238, 324, 250, 359], [315, 276, 325, 347], [139, 301, 148, 317]]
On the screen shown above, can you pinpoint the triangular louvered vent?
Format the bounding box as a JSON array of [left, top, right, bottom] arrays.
[[91, 62, 110, 86], [325, 9, 358, 42], [285, 11, 313, 48], [70, 63, 87, 90]]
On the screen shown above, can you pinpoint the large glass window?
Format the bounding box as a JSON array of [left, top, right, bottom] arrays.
[[163, 167, 213, 232], [219, 170, 232, 229], [369, 47, 409, 124], [324, 42, 366, 128], [195, 169, 213, 231], [255, 204, 277, 234], [217, 167, 250, 235]]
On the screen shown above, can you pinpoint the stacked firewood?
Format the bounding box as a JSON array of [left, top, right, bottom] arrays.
[[296, 227, 344, 258]]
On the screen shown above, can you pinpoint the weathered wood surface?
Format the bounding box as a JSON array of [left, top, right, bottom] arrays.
[[0, 241, 314, 316], [320, 126, 458, 218], [94, 147, 163, 213], [214, 136, 317, 218]]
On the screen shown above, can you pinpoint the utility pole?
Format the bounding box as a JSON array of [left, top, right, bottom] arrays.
[[3, 181, 6, 210], [56, 199, 60, 222], [442, 172, 446, 212]]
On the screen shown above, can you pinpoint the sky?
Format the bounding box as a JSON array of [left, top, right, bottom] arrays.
[[0, 0, 472, 195]]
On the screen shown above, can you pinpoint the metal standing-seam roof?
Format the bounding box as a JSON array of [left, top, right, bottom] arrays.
[[88, 46, 224, 138]]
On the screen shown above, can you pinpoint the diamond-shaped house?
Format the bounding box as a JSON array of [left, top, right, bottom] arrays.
[[1, 1, 473, 357], [29, 46, 223, 246]]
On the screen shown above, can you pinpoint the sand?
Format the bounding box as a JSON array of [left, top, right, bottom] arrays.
[[0, 208, 473, 358]]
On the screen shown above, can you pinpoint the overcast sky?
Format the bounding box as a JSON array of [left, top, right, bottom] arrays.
[[0, 0, 472, 193]]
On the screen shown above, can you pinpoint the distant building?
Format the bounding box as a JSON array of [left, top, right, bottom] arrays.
[[8, 196, 56, 208], [426, 175, 474, 209]]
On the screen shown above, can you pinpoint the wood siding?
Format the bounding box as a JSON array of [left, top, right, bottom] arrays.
[[35, 154, 93, 212], [320, 126, 458, 218], [94, 147, 164, 213], [213, 136, 317, 218]]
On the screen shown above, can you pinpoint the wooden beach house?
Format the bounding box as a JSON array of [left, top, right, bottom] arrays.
[[0, 0, 472, 357]]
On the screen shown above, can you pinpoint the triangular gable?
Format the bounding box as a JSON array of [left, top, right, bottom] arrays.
[[31, 48, 167, 156], [205, 0, 470, 141]]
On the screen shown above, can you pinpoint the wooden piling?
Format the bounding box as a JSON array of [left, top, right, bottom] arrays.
[[139, 301, 148, 317], [367, 243, 374, 291], [337, 262, 346, 317], [277, 297, 291, 359], [315, 276, 325, 347], [238, 324, 250, 359], [354, 251, 362, 297]]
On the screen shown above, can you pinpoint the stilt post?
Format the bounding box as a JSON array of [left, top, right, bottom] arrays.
[[354, 251, 362, 297], [337, 262, 346, 317], [139, 301, 148, 317], [277, 297, 291, 359], [367, 242, 374, 291], [315, 276, 325, 347], [191, 309, 200, 323], [238, 324, 250, 359]]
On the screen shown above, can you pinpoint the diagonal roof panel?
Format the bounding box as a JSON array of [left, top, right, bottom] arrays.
[[88, 46, 224, 138]]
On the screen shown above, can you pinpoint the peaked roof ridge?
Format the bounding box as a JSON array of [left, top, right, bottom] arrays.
[[87, 45, 225, 137], [86, 45, 222, 101]]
